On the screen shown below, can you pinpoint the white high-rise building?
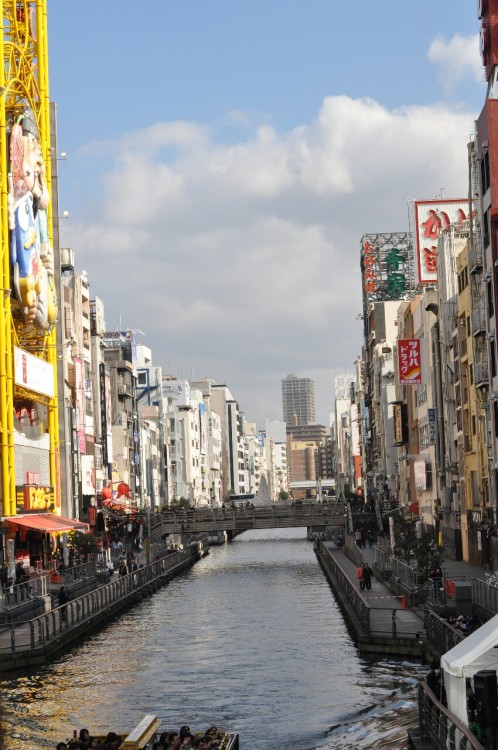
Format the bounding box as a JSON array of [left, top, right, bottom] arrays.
[[334, 374, 354, 480]]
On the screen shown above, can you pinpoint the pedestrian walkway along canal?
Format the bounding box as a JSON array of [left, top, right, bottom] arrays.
[[0, 529, 426, 750]]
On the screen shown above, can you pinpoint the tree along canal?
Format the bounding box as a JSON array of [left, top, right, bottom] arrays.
[[0, 528, 426, 750]]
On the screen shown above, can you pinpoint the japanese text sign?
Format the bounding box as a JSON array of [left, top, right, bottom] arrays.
[[398, 339, 422, 385], [414, 199, 469, 283]]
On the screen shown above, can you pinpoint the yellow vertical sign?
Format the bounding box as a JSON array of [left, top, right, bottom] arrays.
[[0, 1, 59, 516]]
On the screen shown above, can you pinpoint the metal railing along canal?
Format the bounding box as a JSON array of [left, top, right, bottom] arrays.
[[0, 550, 188, 656], [417, 681, 484, 750]]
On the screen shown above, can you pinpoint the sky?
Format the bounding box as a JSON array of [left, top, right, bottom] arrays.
[[47, 0, 485, 428]]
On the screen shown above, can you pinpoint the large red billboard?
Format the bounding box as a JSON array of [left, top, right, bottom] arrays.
[[398, 339, 422, 385], [414, 200, 469, 284]]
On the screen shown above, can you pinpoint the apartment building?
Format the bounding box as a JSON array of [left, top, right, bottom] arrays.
[[281, 374, 316, 426]]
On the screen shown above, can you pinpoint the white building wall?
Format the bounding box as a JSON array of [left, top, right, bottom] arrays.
[[265, 419, 287, 444], [208, 409, 222, 506]]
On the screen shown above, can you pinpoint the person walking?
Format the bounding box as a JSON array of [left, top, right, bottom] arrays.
[[356, 563, 365, 590], [363, 563, 373, 591], [58, 585, 70, 622], [118, 560, 127, 577]]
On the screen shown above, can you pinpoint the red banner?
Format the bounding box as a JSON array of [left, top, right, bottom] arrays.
[[398, 339, 422, 384]]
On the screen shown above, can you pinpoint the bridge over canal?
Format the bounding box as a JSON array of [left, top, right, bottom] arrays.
[[150, 504, 347, 535]]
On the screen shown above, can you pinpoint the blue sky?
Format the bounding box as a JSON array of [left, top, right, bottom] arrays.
[[48, 1, 484, 426]]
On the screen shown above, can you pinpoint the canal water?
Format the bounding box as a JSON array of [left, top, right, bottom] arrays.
[[0, 528, 426, 749]]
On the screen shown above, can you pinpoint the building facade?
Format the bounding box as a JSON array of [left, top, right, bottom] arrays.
[[281, 374, 316, 426]]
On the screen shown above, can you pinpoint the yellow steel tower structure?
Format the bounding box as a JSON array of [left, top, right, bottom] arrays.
[[0, 1, 59, 517]]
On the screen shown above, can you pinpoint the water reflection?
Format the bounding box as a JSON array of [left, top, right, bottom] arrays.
[[0, 529, 425, 749]]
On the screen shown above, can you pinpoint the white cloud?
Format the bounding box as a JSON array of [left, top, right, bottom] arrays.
[[428, 33, 483, 92], [68, 96, 476, 425]]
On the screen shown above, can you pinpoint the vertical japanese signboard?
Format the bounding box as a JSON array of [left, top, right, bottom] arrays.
[[398, 339, 422, 385], [74, 357, 86, 453], [428, 408, 436, 445], [393, 402, 408, 445], [414, 460, 427, 491], [414, 200, 469, 284], [360, 232, 414, 304]]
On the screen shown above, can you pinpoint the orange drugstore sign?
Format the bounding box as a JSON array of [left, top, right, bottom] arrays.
[[398, 339, 422, 385]]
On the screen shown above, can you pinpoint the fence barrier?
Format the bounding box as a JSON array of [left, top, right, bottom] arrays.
[[0, 549, 190, 655], [417, 681, 484, 750], [0, 573, 50, 613]]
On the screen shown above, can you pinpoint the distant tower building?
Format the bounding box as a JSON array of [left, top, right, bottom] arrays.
[[281, 374, 316, 426]]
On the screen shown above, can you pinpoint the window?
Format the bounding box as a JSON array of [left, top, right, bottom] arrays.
[[481, 151, 491, 194], [487, 279, 494, 318], [458, 268, 469, 293], [419, 421, 429, 450], [484, 209, 490, 247], [425, 462, 433, 490]]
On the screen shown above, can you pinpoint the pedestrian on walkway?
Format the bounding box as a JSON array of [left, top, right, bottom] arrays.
[[118, 560, 127, 577], [58, 585, 70, 622], [356, 563, 365, 590], [363, 563, 373, 591]]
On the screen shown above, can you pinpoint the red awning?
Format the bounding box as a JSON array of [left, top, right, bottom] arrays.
[[5, 514, 89, 533], [408, 501, 420, 514]]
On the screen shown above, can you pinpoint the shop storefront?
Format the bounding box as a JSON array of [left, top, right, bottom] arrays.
[[4, 514, 89, 571]]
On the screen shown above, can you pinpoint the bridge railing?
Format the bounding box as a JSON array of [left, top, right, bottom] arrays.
[[343, 533, 363, 566], [154, 505, 347, 534], [472, 577, 498, 615], [374, 545, 392, 574], [0, 573, 50, 612], [60, 561, 94, 586], [392, 557, 420, 590], [417, 681, 484, 750], [425, 608, 464, 656]]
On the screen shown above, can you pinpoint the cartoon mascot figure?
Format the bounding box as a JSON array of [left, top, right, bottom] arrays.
[[8, 105, 58, 328]]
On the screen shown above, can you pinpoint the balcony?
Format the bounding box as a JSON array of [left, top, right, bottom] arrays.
[[117, 383, 133, 398], [471, 306, 486, 337], [474, 360, 490, 389], [468, 244, 483, 274]]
